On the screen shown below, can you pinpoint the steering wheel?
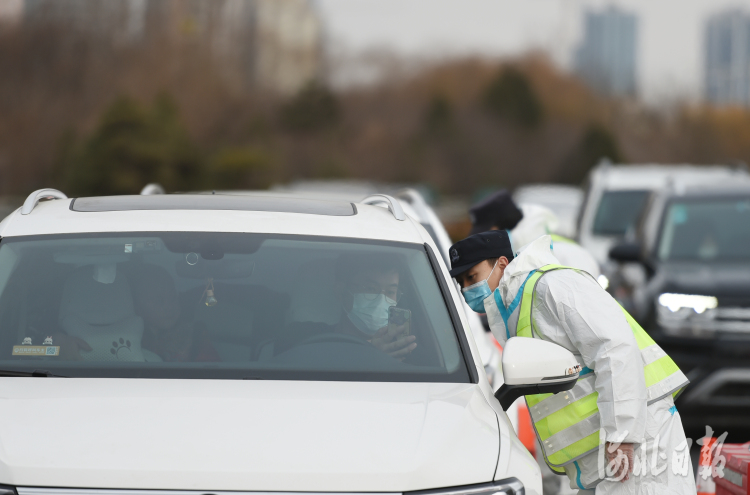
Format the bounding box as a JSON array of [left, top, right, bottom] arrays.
[[296, 332, 372, 348]]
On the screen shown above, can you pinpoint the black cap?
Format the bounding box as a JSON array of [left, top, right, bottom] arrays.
[[449, 230, 514, 277], [469, 190, 523, 235]]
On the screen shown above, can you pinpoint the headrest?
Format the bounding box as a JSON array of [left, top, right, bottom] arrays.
[[288, 259, 341, 325], [59, 266, 135, 325]]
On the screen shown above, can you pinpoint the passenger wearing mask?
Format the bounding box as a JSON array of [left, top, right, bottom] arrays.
[[449, 230, 693, 494], [278, 254, 417, 360]]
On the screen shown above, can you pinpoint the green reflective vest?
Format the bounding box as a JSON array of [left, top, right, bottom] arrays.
[[549, 234, 576, 245], [515, 264, 688, 473]]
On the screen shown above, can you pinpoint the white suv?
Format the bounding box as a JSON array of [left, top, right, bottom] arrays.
[[578, 161, 748, 265], [0, 189, 542, 494]]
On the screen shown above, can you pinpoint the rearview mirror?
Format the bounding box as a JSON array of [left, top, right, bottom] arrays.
[[609, 242, 642, 263], [494, 337, 580, 410]]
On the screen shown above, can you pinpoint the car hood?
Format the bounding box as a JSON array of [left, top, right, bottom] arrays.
[[0, 379, 499, 491], [657, 262, 750, 300]]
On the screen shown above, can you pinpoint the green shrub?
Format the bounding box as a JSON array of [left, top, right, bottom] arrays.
[[482, 67, 543, 129]]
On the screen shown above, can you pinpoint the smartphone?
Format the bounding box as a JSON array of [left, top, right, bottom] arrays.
[[388, 307, 411, 336]]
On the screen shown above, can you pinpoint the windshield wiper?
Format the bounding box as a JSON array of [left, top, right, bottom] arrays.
[[0, 369, 67, 377]]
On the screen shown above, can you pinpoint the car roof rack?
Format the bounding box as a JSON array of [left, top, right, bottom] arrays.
[[361, 194, 406, 221], [21, 188, 68, 215], [140, 183, 165, 195]]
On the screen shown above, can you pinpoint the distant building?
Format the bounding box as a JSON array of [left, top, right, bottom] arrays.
[[573, 6, 638, 97], [0, 0, 24, 26], [704, 9, 750, 107], [22, 0, 322, 94]]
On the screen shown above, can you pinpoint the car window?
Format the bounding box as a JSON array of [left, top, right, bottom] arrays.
[[658, 197, 750, 261], [0, 233, 469, 382], [592, 190, 650, 236]]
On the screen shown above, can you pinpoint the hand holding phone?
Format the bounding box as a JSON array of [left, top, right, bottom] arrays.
[[371, 307, 416, 360], [388, 306, 411, 337]]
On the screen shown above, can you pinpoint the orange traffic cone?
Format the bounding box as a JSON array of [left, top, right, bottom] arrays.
[[697, 437, 717, 495]]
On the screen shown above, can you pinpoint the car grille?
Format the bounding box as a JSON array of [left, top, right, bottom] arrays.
[[682, 368, 750, 407], [658, 305, 750, 335]]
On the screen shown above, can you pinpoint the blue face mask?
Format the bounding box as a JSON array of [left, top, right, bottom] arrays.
[[461, 260, 498, 313]]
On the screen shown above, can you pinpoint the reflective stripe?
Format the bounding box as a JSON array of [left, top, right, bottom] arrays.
[[641, 344, 668, 366], [647, 372, 689, 404], [529, 373, 596, 422], [550, 234, 577, 245], [547, 431, 601, 468], [644, 355, 679, 388], [543, 412, 601, 456]]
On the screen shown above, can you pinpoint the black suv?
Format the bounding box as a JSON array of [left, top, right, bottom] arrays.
[[609, 183, 750, 441]]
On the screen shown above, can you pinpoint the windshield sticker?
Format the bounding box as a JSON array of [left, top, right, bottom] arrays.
[[124, 244, 133, 253], [12, 346, 60, 356], [671, 205, 688, 225]]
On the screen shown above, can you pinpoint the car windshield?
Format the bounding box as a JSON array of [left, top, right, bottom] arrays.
[[0, 232, 469, 382], [592, 190, 650, 236], [658, 197, 750, 261]]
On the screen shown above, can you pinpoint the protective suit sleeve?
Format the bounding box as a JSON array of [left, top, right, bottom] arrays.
[[534, 270, 647, 443]]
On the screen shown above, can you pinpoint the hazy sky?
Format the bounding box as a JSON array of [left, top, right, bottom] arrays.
[[317, 0, 750, 104]]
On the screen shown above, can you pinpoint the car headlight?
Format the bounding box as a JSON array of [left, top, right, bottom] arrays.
[[406, 479, 524, 495], [658, 293, 718, 314]]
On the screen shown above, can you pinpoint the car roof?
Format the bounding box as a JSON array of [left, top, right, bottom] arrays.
[[664, 182, 750, 199], [204, 189, 428, 225], [591, 164, 748, 190], [71, 194, 356, 215], [0, 193, 428, 244]]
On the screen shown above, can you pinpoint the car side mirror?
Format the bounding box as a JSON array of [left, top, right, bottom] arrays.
[[494, 337, 580, 410], [609, 242, 642, 263]]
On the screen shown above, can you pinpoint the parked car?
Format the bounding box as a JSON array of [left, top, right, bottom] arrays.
[[609, 183, 750, 440], [577, 161, 748, 266], [0, 188, 544, 493]]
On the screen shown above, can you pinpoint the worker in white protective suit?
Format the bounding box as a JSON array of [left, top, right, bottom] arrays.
[[511, 204, 601, 278], [448, 230, 695, 494]]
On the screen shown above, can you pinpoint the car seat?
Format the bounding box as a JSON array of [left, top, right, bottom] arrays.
[[256, 258, 341, 360], [59, 266, 145, 361], [287, 258, 341, 325]]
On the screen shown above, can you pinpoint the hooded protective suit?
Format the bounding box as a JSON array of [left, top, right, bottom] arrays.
[[483, 236, 695, 494], [511, 204, 601, 278]]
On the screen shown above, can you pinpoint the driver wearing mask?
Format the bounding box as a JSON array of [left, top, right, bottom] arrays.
[[278, 254, 417, 359]]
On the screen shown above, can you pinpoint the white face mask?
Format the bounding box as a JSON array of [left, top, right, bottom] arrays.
[[346, 293, 396, 335]]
